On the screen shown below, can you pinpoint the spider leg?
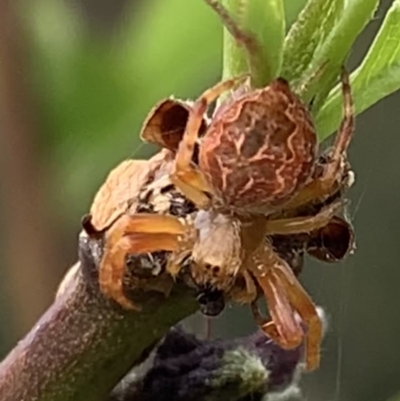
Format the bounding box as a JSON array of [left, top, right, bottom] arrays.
[[272, 260, 323, 371], [330, 66, 354, 165], [169, 173, 211, 210], [248, 245, 304, 349], [265, 199, 341, 235], [99, 214, 191, 309], [250, 274, 303, 349], [283, 67, 354, 210], [171, 75, 248, 208], [229, 269, 258, 304]]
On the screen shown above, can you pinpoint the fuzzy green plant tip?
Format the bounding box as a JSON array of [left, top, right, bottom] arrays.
[[282, 0, 344, 85], [317, 0, 400, 139], [220, 0, 285, 87], [214, 0, 400, 142], [296, 0, 380, 108]]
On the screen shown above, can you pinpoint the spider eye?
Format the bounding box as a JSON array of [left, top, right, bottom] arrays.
[[203, 264, 222, 276]]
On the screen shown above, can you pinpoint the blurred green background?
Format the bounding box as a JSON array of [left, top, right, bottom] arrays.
[[0, 1, 399, 400]]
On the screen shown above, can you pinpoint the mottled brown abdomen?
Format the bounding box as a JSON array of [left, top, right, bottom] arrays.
[[199, 79, 317, 213]]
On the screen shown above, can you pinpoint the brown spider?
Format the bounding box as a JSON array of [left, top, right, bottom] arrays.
[[84, 2, 355, 372]]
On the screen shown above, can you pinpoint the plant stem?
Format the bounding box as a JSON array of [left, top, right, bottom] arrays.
[[221, 0, 285, 87], [0, 240, 197, 401]]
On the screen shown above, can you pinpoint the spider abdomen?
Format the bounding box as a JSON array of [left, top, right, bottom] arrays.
[[199, 79, 317, 213]]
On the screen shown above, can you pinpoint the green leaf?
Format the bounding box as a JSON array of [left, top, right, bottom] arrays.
[[282, 0, 344, 83], [297, 0, 380, 107], [283, 0, 308, 29], [316, 0, 400, 140], [220, 0, 285, 87]]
